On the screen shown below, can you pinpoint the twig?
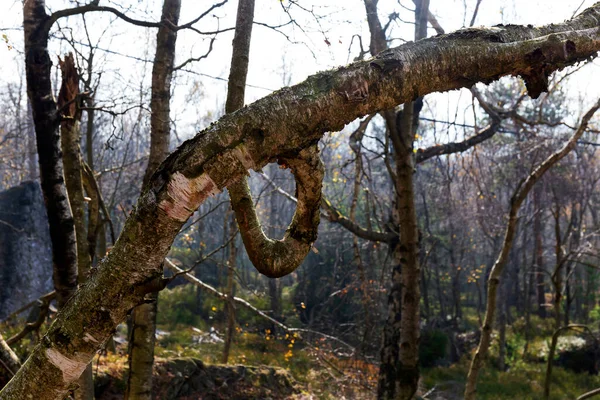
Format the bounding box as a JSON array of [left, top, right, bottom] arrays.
[[164, 259, 355, 352], [6, 292, 56, 346]]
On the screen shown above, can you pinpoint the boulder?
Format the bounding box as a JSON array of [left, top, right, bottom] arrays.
[[0, 181, 53, 320]]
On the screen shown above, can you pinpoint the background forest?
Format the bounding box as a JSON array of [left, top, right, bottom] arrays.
[[1, 0, 600, 399]]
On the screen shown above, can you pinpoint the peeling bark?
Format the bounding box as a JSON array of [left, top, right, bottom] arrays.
[[57, 52, 94, 400], [3, 5, 600, 398]]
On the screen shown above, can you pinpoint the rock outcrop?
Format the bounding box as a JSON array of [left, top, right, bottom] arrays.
[[0, 181, 53, 320]]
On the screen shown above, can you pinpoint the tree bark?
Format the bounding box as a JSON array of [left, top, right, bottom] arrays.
[[3, 5, 600, 398], [0, 333, 20, 378], [58, 52, 94, 400], [377, 1, 429, 397], [24, 0, 78, 311], [126, 1, 180, 399], [222, 212, 237, 364], [221, 0, 256, 363]]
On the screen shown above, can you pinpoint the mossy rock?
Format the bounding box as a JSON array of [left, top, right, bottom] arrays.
[[95, 357, 300, 399]]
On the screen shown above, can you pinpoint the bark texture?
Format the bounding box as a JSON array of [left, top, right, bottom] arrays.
[[373, 0, 428, 397], [392, 2, 429, 398], [126, 1, 181, 399], [0, 333, 20, 378], [24, 0, 78, 311], [3, 5, 600, 398], [220, 0, 255, 364], [229, 146, 323, 278], [464, 99, 600, 400], [57, 52, 94, 400]]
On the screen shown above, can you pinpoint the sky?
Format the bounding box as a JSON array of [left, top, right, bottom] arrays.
[[1, 0, 599, 145]]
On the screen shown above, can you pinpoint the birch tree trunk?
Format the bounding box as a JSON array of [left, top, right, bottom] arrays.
[[23, 0, 78, 314], [0, 333, 20, 379], [126, 1, 180, 399], [221, 0, 256, 363], [366, 0, 428, 397], [57, 52, 94, 400]]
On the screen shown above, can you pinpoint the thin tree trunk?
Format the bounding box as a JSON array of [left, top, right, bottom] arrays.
[[268, 165, 282, 327], [126, 1, 180, 398], [222, 213, 237, 364], [386, 2, 429, 398], [349, 117, 373, 353], [552, 202, 563, 331], [0, 332, 20, 378], [58, 52, 94, 400], [497, 281, 507, 372], [544, 325, 592, 399], [464, 100, 600, 400], [221, 0, 255, 363], [368, 0, 428, 397], [534, 184, 547, 318], [24, 0, 78, 312]]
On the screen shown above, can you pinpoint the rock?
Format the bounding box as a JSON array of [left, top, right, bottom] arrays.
[[0, 181, 53, 320], [420, 329, 451, 367], [555, 335, 600, 375], [95, 358, 301, 400]]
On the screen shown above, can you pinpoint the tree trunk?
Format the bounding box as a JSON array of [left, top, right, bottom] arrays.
[[377, 1, 429, 398], [0, 332, 20, 379], [221, 0, 255, 363], [268, 165, 282, 326], [26, 101, 37, 181], [533, 184, 547, 318], [497, 281, 507, 372], [126, 1, 180, 399], [222, 213, 237, 364], [58, 52, 94, 400], [24, 0, 78, 312]]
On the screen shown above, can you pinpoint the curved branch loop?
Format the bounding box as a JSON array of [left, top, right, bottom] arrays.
[[229, 145, 323, 278]]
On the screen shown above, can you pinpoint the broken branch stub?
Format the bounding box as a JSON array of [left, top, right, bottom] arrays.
[[228, 145, 323, 278]]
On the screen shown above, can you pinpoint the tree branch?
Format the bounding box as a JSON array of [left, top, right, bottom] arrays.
[[164, 259, 355, 352]]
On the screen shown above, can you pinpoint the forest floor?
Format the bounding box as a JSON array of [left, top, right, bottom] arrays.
[[3, 285, 600, 399], [84, 320, 600, 400]]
